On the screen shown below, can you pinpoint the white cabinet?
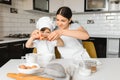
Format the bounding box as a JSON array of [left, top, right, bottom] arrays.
[[49, 0, 64, 13], [64, 0, 84, 13], [49, 0, 84, 13], [107, 38, 119, 58], [23, 0, 49, 12]]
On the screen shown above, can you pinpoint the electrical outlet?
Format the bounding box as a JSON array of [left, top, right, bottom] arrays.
[[30, 19, 35, 23], [87, 20, 94, 24], [10, 8, 18, 14]]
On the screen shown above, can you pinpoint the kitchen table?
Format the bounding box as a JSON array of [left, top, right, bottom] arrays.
[[0, 58, 120, 80]]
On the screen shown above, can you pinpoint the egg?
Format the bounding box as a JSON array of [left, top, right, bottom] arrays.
[[19, 65, 26, 69], [26, 66, 32, 69], [31, 65, 37, 68]]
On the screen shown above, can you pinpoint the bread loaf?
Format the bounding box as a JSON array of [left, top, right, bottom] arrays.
[[7, 73, 54, 80]]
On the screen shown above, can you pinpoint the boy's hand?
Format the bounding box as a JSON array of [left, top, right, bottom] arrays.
[[39, 35, 44, 40], [31, 30, 41, 40], [31, 29, 45, 40]]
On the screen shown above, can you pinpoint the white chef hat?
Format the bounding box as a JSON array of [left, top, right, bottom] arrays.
[[36, 16, 55, 31]]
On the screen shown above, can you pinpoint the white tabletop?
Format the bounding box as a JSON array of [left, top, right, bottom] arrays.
[[0, 59, 70, 80], [0, 58, 120, 80], [73, 58, 120, 80]]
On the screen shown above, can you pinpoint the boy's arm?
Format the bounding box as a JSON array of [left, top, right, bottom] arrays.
[[25, 37, 34, 48], [56, 38, 64, 47], [26, 29, 41, 48]]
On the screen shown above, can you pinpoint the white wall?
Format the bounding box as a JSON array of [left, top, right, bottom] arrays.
[[0, 0, 50, 37]]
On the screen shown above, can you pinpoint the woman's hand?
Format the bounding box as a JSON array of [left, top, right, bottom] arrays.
[[48, 29, 63, 41]]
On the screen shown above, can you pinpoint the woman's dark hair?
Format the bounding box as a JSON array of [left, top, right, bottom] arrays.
[[40, 27, 51, 32], [56, 6, 73, 24]]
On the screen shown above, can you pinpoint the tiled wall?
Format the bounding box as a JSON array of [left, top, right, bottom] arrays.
[[1, 0, 120, 38], [73, 12, 120, 36], [0, 0, 50, 37]]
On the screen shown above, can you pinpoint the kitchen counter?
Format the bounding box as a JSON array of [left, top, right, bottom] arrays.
[[1, 33, 120, 44], [90, 34, 120, 38], [0, 38, 29, 44]]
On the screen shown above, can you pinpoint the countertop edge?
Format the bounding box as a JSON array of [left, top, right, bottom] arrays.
[[90, 34, 120, 38], [1, 34, 120, 44], [0, 38, 28, 44]]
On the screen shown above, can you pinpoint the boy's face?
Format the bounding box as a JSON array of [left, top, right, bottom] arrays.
[[41, 29, 51, 39]]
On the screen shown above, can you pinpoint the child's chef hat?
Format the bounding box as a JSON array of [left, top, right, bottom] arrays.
[[36, 16, 54, 31]]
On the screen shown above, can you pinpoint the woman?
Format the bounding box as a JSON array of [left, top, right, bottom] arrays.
[[48, 6, 90, 59]]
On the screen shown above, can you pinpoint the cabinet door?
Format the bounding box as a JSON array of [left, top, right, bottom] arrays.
[[0, 44, 9, 67], [64, 0, 84, 13], [34, 0, 49, 12], [8, 42, 24, 59], [0, 0, 11, 5], [49, 0, 64, 13], [107, 38, 119, 58], [83, 37, 107, 58], [23, 41, 33, 54], [23, 0, 49, 12], [93, 38, 106, 58]]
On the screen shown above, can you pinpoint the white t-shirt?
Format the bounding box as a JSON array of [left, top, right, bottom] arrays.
[[33, 40, 57, 57], [58, 23, 90, 59]]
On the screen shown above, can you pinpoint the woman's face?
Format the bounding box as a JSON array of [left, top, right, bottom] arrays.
[[56, 14, 71, 30]]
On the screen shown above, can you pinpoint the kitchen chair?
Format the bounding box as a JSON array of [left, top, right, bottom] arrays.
[[32, 47, 61, 59], [55, 47, 61, 59], [33, 48, 37, 53], [82, 41, 97, 58]]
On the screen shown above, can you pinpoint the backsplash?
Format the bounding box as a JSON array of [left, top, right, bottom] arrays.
[[73, 13, 120, 37], [0, 0, 49, 37]]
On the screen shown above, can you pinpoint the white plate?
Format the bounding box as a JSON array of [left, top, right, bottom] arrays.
[[17, 63, 40, 74]]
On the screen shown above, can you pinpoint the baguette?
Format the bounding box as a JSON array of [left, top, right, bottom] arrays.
[[7, 73, 54, 80]]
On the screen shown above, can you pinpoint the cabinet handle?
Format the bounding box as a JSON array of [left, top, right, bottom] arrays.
[[23, 43, 24, 48], [13, 44, 22, 46], [89, 38, 95, 41], [0, 46, 7, 49]]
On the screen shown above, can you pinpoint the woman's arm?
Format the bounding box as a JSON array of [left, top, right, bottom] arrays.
[[62, 26, 89, 40], [48, 26, 89, 41]]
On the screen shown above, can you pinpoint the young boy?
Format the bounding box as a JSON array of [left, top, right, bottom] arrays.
[[25, 17, 64, 58]]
